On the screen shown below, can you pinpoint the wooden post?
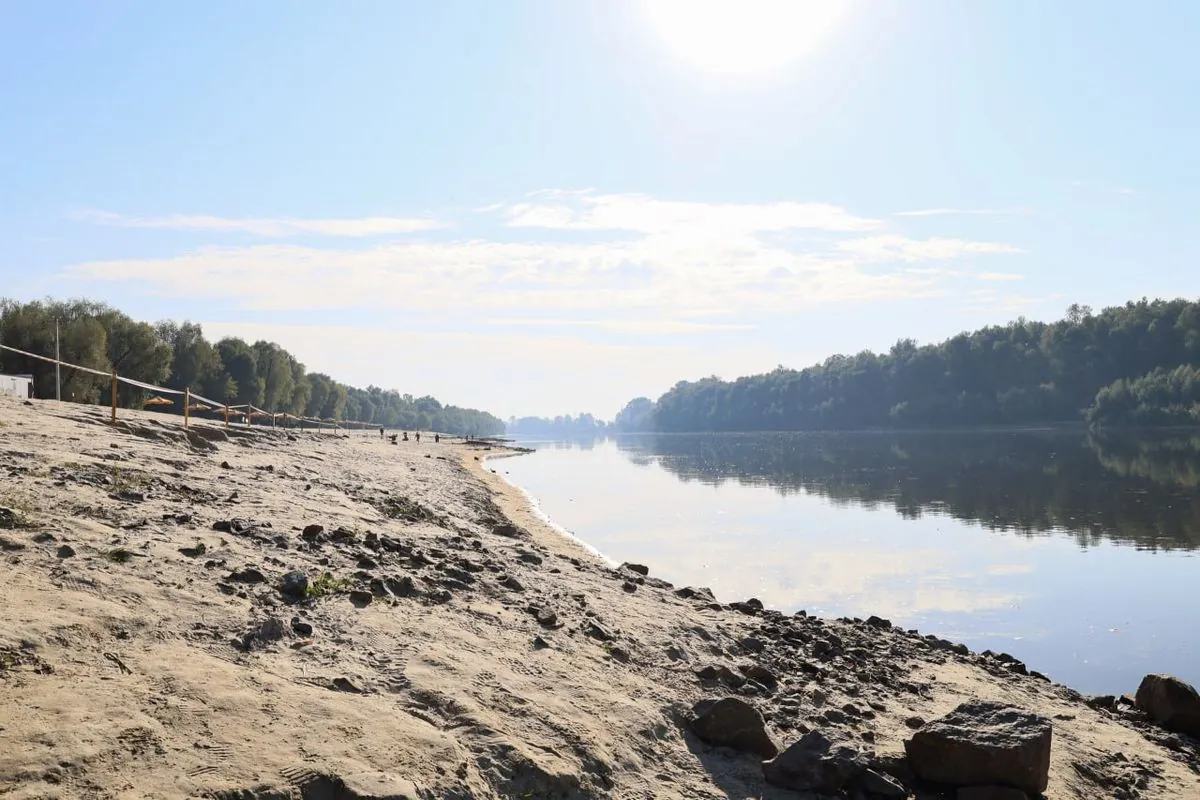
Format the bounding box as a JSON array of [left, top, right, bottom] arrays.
[[224, 405, 229, 428], [183, 388, 190, 429], [110, 372, 118, 425]]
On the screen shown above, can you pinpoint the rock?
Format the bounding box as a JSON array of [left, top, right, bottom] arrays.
[[501, 574, 524, 591], [179, 543, 207, 558], [492, 522, 527, 539], [386, 575, 418, 597], [238, 617, 287, 650], [696, 664, 746, 688], [1134, 674, 1200, 738], [729, 598, 764, 615], [904, 715, 926, 729], [865, 615, 892, 629], [739, 636, 765, 653], [290, 617, 313, 636], [763, 730, 867, 793], [533, 635, 550, 650], [0, 536, 26, 551], [609, 646, 631, 662], [56, 544, 76, 558], [622, 581, 638, 593], [1085, 694, 1118, 712], [227, 567, 267, 584], [621, 562, 650, 576], [674, 586, 716, 602], [348, 590, 373, 608], [584, 622, 612, 642], [301, 524, 325, 543], [280, 570, 309, 599], [957, 786, 1029, 800], [357, 555, 379, 570], [904, 700, 1051, 795], [220, 461, 232, 469], [690, 697, 778, 759], [111, 491, 145, 502], [526, 606, 559, 628], [740, 664, 779, 686], [857, 768, 907, 797], [330, 676, 363, 693]]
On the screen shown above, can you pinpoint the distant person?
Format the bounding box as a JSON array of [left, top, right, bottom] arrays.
[[415, 432, 421, 443], [434, 433, 440, 443], [402, 431, 409, 441], [379, 426, 384, 439]]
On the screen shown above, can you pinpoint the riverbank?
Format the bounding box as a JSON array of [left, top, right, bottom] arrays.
[[0, 398, 1197, 798]]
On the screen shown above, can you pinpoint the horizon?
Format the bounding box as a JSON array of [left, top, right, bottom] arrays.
[[3, 2, 1198, 419]]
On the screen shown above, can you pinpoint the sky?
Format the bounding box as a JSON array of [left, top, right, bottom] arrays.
[[2, 1, 1198, 419]]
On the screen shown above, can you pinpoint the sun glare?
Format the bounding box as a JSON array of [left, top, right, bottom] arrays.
[[640, 0, 848, 77]]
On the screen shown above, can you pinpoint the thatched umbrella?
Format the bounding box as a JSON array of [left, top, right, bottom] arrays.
[[144, 396, 174, 408]]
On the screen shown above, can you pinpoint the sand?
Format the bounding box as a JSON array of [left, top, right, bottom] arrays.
[[0, 397, 1197, 799]]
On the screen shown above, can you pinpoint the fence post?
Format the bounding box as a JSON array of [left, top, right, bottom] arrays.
[[110, 372, 118, 425], [184, 387, 190, 429], [224, 405, 230, 428]]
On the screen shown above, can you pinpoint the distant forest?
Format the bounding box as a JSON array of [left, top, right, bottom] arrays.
[[0, 298, 505, 436], [507, 413, 608, 437], [616, 298, 1200, 432]]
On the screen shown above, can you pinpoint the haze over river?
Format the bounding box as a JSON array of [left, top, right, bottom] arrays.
[[499, 430, 1200, 696]]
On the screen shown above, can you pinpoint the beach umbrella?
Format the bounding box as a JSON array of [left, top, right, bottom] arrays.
[[144, 396, 174, 408]]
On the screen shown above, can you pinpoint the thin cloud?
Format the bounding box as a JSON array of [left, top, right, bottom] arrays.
[[977, 272, 1024, 282], [837, 235, 1024, 262], [483, 318, 757, 334], [894, 207, 1031, 217], [499, 191, 882, 233], [73, 210, 444, 237]]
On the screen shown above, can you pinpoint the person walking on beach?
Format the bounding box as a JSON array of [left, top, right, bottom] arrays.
[[415, 432, 421, 443], [434, 433, 440, 443], [379, 426, 384, 440]]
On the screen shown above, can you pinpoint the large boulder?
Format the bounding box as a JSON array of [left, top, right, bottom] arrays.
[[689, 697, 778, 759], [763, 730, 868, 793], [1134, 674, 1200, 738], [904, 700, 1051, 795]]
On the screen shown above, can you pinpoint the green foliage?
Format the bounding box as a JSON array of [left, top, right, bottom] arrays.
[[0, 297, 505, 436], [1088, 365, 1200, 427], [641, 298, 1200, 432], [305, 572, 355, 598], [103, 547, 136, 564]]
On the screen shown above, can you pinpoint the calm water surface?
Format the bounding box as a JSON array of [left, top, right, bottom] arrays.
[[498, 430, 1200, 695]]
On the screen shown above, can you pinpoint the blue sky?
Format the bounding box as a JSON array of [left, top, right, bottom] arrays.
[[2, 1, 1198, 418]]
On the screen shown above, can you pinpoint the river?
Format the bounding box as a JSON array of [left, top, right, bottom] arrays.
[[497, 429, 1200, 696]]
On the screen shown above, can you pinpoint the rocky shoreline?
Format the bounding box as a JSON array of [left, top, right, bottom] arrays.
[[1, 398, 1198, 798]]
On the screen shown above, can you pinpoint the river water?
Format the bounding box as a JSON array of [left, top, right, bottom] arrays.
[[497, 430, 1200, 696]]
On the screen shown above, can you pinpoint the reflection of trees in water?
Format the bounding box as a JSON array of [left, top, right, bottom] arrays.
[[612, 431, 1200, 551]]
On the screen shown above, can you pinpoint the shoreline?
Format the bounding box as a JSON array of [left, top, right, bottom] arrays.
[[1, 398, 1198, 798]]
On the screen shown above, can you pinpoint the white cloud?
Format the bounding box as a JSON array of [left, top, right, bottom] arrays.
[[894, 208, 1031, 217], [837, 235, 1024, 262], [483, 318, 757, 334], [977, 272, 1024, 282], [499, 190, 882, 234], [61, 193, 1024, 335], [74, 210, 443, 237]]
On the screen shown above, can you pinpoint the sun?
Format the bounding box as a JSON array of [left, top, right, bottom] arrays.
[[640, 0, 849, 77]]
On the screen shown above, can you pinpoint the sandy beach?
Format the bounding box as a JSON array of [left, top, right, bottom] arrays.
[[1, 396, 1198, 799]]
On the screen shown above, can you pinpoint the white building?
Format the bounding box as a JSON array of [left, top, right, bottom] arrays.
[[0, 374, 34, 399]]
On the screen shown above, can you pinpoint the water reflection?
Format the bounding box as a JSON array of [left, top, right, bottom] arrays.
[[611, 431, 1200, 551]]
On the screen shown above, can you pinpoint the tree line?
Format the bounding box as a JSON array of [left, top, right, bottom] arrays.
[[506, 413, 609, 437], [0, 298, 505, 436], [615, 298, 1200, 432]]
